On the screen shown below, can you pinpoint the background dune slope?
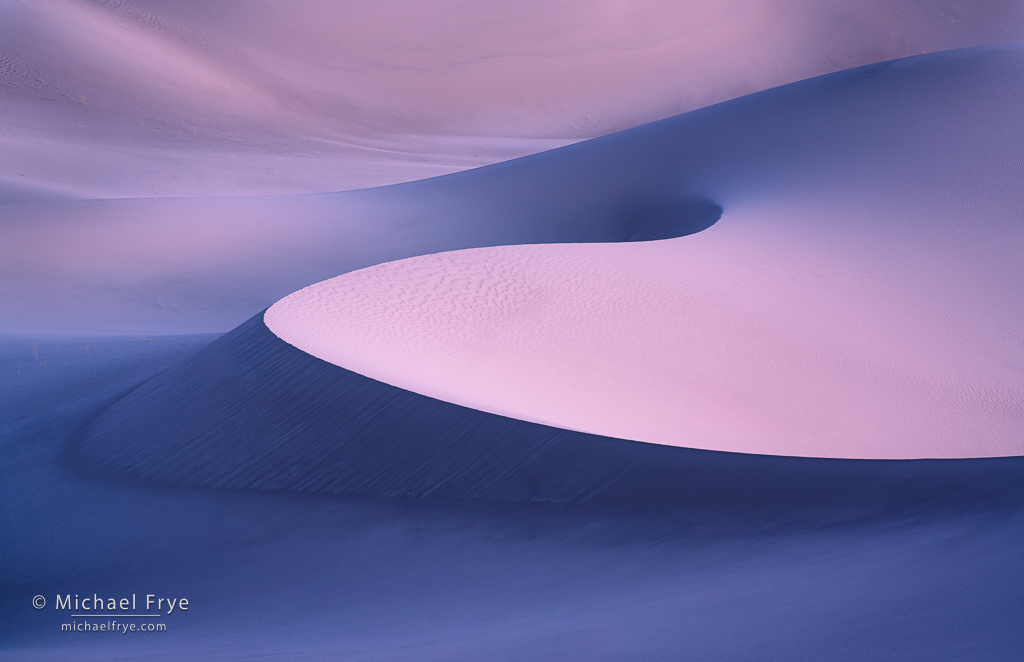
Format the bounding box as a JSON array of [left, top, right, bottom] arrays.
[[4, 43, 1024, 339], [2, 0, 1023, 199]]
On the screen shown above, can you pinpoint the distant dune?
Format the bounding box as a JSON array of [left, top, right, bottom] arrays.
[[2, 0, 1022, 199], [4, 44, 1024, 339]]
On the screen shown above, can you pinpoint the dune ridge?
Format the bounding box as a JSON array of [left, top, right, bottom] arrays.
[[4, 0, 1021, 199], [263, 45, 1024, 459], [4, 44, 1024, 336], [79, 312, 1024, 515]]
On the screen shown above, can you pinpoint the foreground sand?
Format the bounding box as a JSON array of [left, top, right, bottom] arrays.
[[3, 336, 1024, 660]]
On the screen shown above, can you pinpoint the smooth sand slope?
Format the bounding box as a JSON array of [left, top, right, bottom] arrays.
[[5, 335, 1023, 661], [83, 312, 1024, 506], [266, 236, 1024, 460], [2, 0, 1022, 199]]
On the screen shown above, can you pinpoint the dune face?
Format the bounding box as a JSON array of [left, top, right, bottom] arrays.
[[264, 238, 1023, 460], [2, 0, 1022, 200], [264, 46, 1024, 460], [79, 312, 1024, 510], [10, 333, 1024, 661]]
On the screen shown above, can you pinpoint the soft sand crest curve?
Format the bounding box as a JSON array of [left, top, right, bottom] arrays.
[[265, 46, 1024, 460], [263, 227, 1024, 460]]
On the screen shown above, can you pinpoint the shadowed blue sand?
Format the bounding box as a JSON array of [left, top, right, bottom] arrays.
[[81, 314, 1024, 519], [2, 334, 1024, 660]]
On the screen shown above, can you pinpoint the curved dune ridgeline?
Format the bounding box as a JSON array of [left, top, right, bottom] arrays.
[[79, 312, 1024, 517]]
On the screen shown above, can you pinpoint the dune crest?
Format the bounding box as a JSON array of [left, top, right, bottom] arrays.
[[3, 0, 1022, 198], [265, 46, 1024, 460], [81, 45, 1024, 504]]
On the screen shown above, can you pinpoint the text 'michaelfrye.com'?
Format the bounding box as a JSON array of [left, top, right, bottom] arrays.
[[33, 593, 189, 634]]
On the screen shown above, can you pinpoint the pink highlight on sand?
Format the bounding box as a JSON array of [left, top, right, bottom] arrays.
[[266, 199, 1024, 460]]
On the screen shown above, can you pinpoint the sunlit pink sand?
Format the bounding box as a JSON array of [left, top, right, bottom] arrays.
[[266, 203, 1024, 460]]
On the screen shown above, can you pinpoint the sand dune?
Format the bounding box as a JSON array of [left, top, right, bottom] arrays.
[[5, 44, 1024, 340], [6, 333, 1023, 660], [262, 45, 1024, 459], [64, 43, 1024, 468], [2, 0, 1022, 198], [82, 312, 1024, 503], [83, 46, 1024, 479], [5, 27, 1024, 662], [265, 236, 1024, 460]]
